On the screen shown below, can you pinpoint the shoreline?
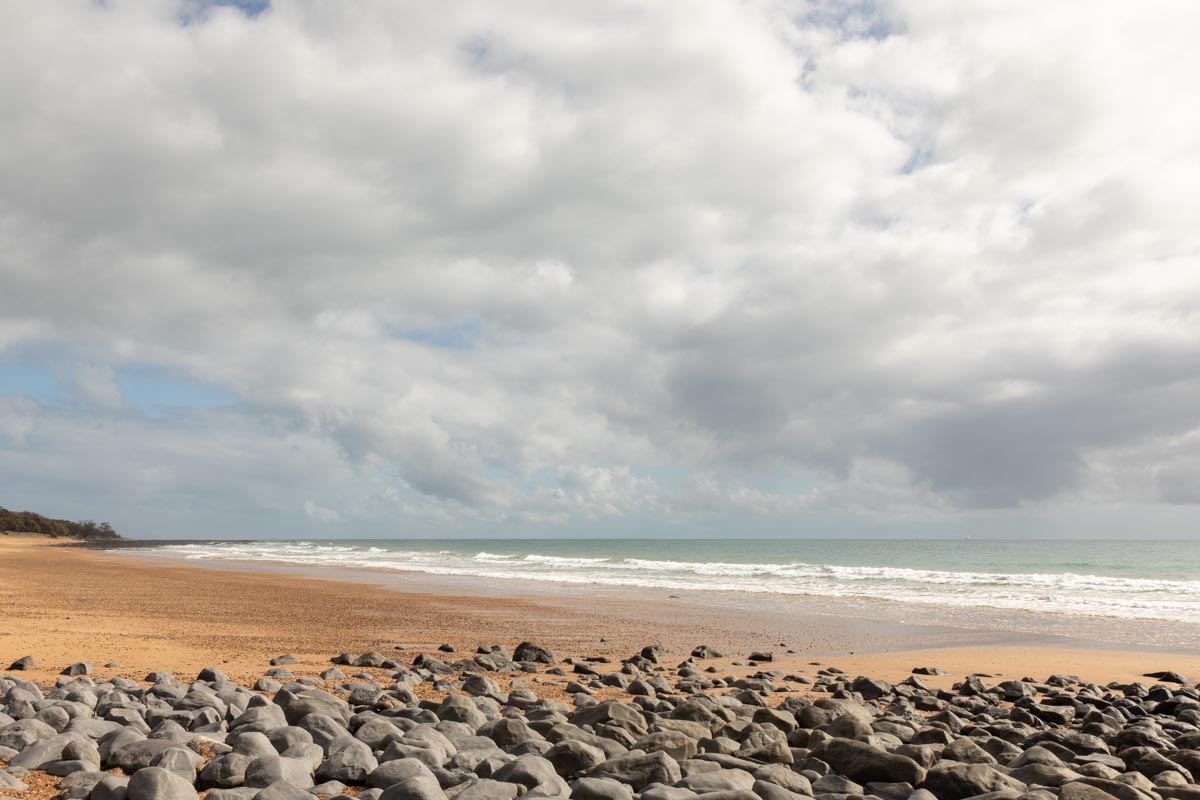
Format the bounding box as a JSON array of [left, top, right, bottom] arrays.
[[99, 540, 1200, 655], [2, 537, 1198, 694], [5, 535, 1200, 800]]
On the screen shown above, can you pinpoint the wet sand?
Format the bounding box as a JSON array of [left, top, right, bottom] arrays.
[[2, 535, 1198, 696]]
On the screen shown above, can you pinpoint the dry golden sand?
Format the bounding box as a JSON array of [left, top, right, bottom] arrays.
[[3, 534, 1200, 800]]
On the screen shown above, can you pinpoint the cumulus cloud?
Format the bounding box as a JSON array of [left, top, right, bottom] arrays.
[[303, 500, 340, 525], [72, 365, 125, 411], [0, 0, 1198, 536]]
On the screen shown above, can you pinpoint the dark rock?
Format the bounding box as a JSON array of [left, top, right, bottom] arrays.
[[366, 758, 436, 789], [752, 779, 810, 799], [316, 737, 378, 783], [200, 753, 255, 789], [569, 776, 634, 799], [244, 755, 315, 789], [513, 643, 556, 664], [816, 739, 926, 785], [1143, 672, 1189, 684], [1029, 703, 1076, 726], [449, 779, 521, 799], [586, 750, 681, 790], [353, 652, 386, 668], [252, 782, 312, 800], [491, 753, 569, 794], [197, 667, 229, 684], [126, 767, 198, 800], [1059, 783, 1124, 800], [920, 762, 1027, 800], [90, 775, 130, 800], [377, 776, 446, 800], [633, 731, 697, 762], [943, 737, 998, 765], [851, 676, 892, 700], [677, 768, 754, 793], [108, 740, 190, 772], [754, 763, 811, 795], [545, 740, 607, 776]]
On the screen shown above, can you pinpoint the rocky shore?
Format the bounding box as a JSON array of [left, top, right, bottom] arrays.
[[2, 644, 1198, 800]]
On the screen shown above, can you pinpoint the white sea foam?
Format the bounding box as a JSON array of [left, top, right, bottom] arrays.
[[150, 541, 1200, 623]]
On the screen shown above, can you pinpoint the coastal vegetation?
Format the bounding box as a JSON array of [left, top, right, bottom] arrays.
[[0, 505, 122, 539]]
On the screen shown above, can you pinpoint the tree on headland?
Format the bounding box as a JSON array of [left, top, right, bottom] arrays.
[[0, 507, 123, 539]]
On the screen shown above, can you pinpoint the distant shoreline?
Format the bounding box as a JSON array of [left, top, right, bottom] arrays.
[[1, 535, 1197, 695], [90, 537, 1200, 654]]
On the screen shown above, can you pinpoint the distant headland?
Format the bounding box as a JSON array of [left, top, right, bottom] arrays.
[[0, 505, 123, 540]]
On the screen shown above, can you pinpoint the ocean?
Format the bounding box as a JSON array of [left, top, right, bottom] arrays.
[[142, 538, 1200, 624]]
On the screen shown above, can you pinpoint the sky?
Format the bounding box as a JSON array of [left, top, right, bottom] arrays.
[[1, 0, 1199, 540]]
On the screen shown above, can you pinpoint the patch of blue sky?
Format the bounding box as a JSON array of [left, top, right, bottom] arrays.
[[0, 362, 68, 404], [388, 322, 482, 350], [115, 366, 236, 418], [178, 0, 269, 25], [797, 0, 898, 42], [461, 35, 492, 66], [741, 468, 829, 495], [900, 143, 936, 175]]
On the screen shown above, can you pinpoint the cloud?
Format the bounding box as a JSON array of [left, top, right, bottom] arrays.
[[0, 0, 1198, 536], [303, 500, 341, 524], [73, 365, 126, 411]]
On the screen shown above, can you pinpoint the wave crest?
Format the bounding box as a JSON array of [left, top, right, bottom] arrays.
[[141, 540, 1200, 623]]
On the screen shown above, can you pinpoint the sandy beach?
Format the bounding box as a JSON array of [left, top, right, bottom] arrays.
[[5, 535, 1200, 800], [2, 536, 1198, 693]]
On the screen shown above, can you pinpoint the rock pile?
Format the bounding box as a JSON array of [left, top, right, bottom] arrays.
[[2, 647, 1198, 800]]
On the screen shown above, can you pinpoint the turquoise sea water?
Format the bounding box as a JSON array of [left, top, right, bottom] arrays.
[[148, 538, 1200, 623]]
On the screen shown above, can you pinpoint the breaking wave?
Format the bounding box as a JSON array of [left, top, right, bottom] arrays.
[[144, 540, 1200, 623]]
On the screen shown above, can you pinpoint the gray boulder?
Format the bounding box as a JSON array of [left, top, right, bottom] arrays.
[[921, 762, 1027, 800], [816, 738, 927, 785], [108, 739, 188, 772], [200, 753, 255, 789], [586, 751, 681, 791], [754, 764, 811, 795], [89, 774, 130, 800], [448, 778, 521, 799], [368, 759, 437, 789], [205, 791, 257, 800], [753, 779, 809, 799], [513, 643, 557, 664], [1059, 784, 1127, 800], [243, 755, 315, 789], [127, 767, 198, 800], [677, 768, 755, 793], [273, 689, 349, 725], [492, 754, 570, 794], [546, 740, 607, 777], [570, 776, 635, 799], [434, 695, 487, 729], [317, 737, 378, 783], [0, 771, 29, 792], [252, 782, 311, 800], [378, 776, 447, 800], [634, 731, 697, 762]]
